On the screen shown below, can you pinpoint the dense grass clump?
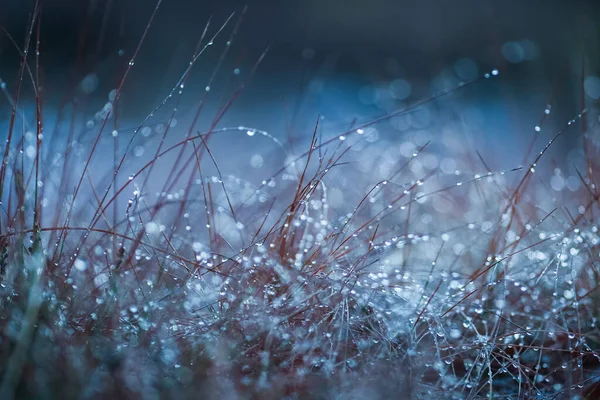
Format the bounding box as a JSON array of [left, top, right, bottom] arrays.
[[1, 2, 599, 399]]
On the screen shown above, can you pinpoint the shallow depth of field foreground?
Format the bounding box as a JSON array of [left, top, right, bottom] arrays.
[[1, 1, 600, 399]]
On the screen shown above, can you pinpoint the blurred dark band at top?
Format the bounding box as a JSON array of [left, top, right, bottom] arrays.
[[1, 0, 597, 76]]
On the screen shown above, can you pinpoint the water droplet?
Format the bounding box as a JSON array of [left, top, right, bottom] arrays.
[[74, 258, 87, 271]]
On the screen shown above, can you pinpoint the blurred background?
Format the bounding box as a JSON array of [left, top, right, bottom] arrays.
[[1, 0, 599, 191]]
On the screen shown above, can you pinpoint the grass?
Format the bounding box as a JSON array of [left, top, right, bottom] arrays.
[[1, 2, 600, 399]]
